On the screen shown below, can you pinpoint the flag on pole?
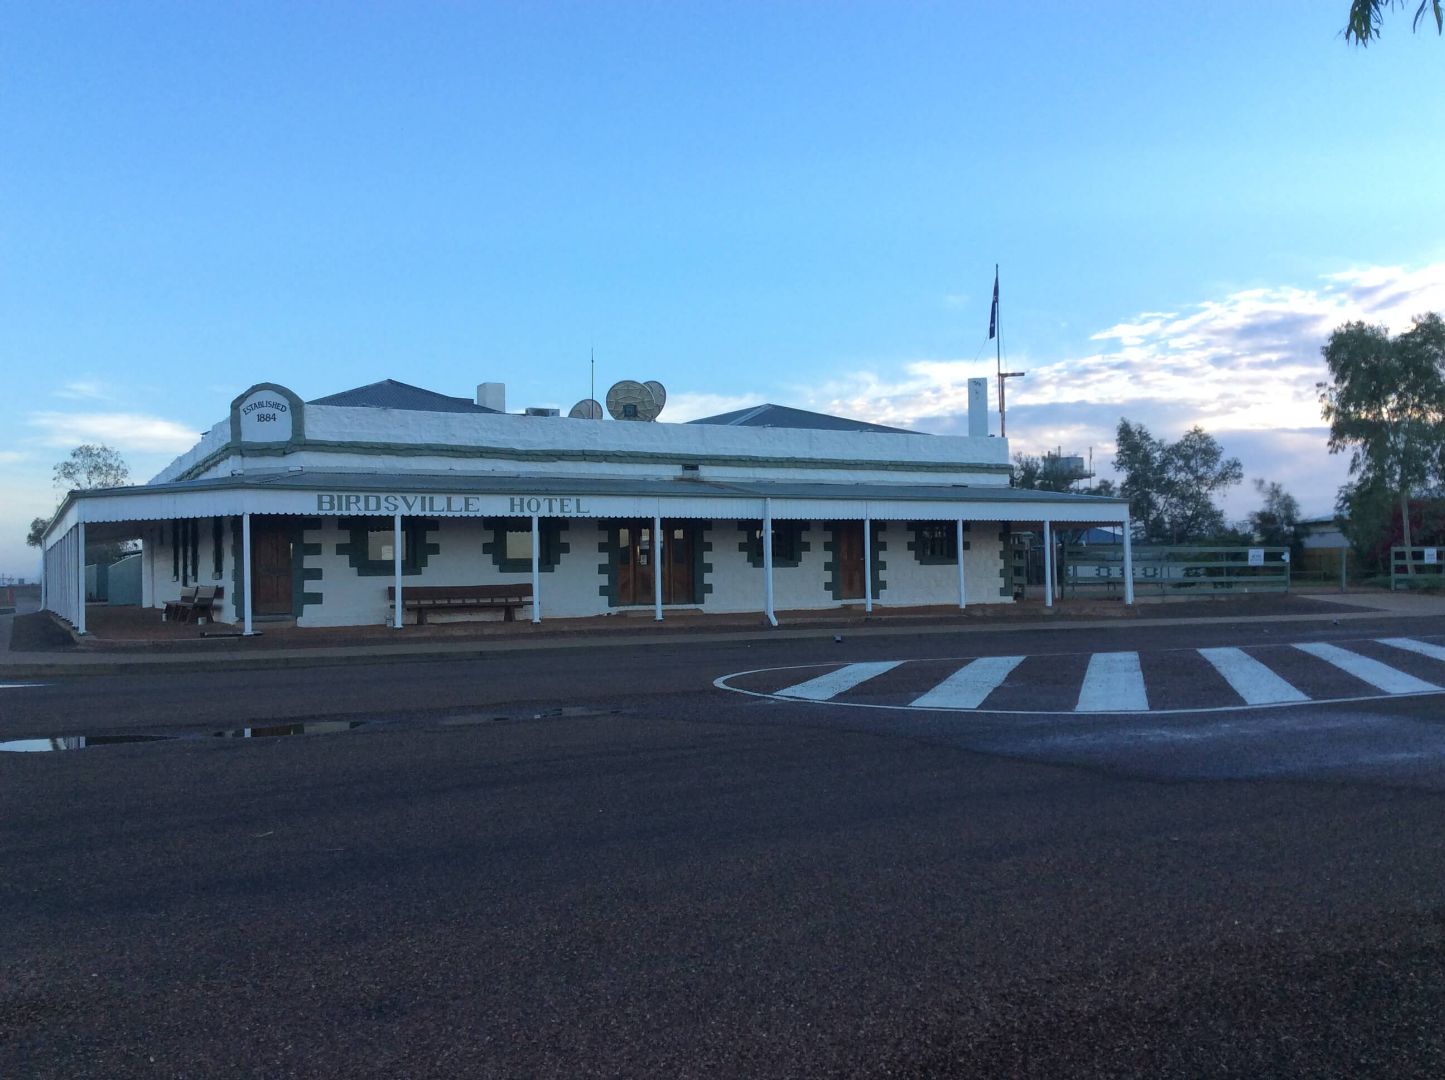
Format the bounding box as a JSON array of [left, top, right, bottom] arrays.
[[988, 269, 999, 340]]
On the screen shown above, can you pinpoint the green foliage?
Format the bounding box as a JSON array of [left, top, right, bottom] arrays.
[[25, 444, 132, 548], [54, 444, 130, 492], [1346, 1, 1444, 43], [1011, 453, 1076, 492], [1318, 313, 1445, 565], [1113, 420, 1243, 544], [1248, 479, 1305, 561]]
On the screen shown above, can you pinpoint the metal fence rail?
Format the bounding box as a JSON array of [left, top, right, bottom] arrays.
[[1390, 546, 1445, 590], [1063, 545, 1291, 597]]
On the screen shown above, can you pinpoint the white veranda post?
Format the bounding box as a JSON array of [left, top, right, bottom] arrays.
[[75, 521, 86, 635], [1122, 516, 1135, 605], [863, 512, 873, 614], [653, 513, 664, 622], [956, 518, 966, 609], [242, 512, 254, 636], [392, 512, 403, 629], [531, 513, 541, 624], [1042, 520, 1054, 609], [762, 499, 777, 627]]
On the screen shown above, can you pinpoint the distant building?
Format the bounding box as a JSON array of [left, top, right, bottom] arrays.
[[39, 378, 1132, 631]]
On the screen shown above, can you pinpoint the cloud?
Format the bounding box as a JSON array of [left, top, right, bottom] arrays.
[[26, 412, 202, 453], [793, 260, 1445, 517], [663, 391, 762, 423], [52, 380, 110, 401]]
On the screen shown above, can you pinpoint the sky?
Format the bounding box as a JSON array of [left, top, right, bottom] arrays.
[[3, 2, 1445, 577]]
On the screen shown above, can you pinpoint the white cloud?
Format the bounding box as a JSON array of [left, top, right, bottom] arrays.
[[663, 392, 762, 423], [793, 260, 1445, 517], [53, 380, 109, 400], [26, 412, 202, 453]]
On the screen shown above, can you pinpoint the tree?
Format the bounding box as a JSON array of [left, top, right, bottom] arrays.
[[1113, 420, 1243, 544], [1011, 453, 1076, 493], [54, 444, 129, 492], [1318, 314, 1445, 572], [1248, 479, 1304, 561], [25, 444, 132, 549], [1346, 0, 1443, 44]]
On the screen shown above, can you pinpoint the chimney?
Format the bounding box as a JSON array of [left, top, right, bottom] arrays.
[[477, 382, 506, 412], [967, 378, 988, 437]]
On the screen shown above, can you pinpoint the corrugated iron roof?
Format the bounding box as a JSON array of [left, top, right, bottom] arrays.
[[687, 403, 915, 434], [309, 379, 499, 414]]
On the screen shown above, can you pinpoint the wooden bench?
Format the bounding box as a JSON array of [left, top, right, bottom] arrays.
[[387, 584, 534, 625], [164, 584, 225, 624]]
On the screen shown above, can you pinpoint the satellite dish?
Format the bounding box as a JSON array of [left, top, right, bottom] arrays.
[[568, 398, 603, 419], [605, 379, 663, 422], [644, 381, 667, 411]]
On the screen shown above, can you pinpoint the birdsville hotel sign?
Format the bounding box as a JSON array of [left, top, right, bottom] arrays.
[[39, 377, 1133, 633]]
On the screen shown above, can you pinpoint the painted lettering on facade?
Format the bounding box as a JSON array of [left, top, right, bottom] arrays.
[[237, 391, 295, 442], [315, 493, 591, 515]]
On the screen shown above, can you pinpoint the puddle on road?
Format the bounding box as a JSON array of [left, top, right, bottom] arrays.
[[0, 721, 368, 752]]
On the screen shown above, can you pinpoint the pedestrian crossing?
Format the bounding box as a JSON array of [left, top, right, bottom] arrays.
[[717, 636, 1445, 715]]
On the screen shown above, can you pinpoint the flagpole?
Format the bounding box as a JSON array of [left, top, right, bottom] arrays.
[[990, 263, 1023, 442], [995, 263, 1004, 438]]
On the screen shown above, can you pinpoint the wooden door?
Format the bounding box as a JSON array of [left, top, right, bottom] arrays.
[[663, 524, 694, 604], [251, 518, 293, 615], [835, 522, 865, 600], [614, 522, 694, 606]]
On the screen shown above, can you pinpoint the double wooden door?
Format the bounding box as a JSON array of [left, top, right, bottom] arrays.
[[615, 521, 695, 606]]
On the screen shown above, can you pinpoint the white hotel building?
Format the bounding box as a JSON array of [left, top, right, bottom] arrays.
[[39, 379, 1134, 631]]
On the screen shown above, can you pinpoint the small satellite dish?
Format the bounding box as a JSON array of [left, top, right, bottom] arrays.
[[644, 381, 667, 411], [568, 398, 603, 419], [605, 379, 663, 422]]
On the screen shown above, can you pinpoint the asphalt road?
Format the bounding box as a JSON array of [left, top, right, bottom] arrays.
[[5, 613, 1445, 1077]]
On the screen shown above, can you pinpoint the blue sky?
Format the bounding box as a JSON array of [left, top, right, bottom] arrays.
[[4, 2, 1445, 576]]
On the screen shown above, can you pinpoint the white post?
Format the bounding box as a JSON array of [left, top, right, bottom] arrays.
[[75, 521, 87, 634], [242, 512, 254, 635], [1122, 516, 1135, 605], [530, 513, 542, 624], [762, 499, 777, 627], [392, 512, 403, 629], [863, 512, 873, 614], [652, 513, 664, 622], [956, 519, 967, 609], [1042, 520, 1053, 609]]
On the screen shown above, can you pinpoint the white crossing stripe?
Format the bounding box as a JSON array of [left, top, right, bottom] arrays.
[[1378, 637, 1445, 664], [1293, 642, 1441, 695], [775, 661, 903, 702], [911, 656, 1024, 709], [1075, 651, 1148, 712], [1198, 647, 1308, 705]]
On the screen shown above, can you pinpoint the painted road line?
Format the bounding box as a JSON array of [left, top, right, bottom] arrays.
[[910, 656, 1024, 709], [1198, 647, 1308, 705], [1075, 652, 1148, 713], [775, 661, 903, 702], [1294, 642, 1442, 695], [1378, 637, 1445, 664]]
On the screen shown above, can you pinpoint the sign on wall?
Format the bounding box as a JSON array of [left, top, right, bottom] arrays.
[[230, 383, 304, 446]]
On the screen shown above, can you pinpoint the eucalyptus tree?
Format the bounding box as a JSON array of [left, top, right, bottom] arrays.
[[1318, 314, 1445, 570], [1114, 420, 1243, 544]]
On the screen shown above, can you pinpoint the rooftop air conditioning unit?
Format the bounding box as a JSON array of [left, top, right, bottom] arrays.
[[524, 407, 560, 417]]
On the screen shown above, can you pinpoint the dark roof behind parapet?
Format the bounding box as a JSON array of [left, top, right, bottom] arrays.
[[686, 403, 915, 434], [309, 379, 500, 413]]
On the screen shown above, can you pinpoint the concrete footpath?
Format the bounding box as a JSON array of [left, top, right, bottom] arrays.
[[2, 590, 1441, 678]]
